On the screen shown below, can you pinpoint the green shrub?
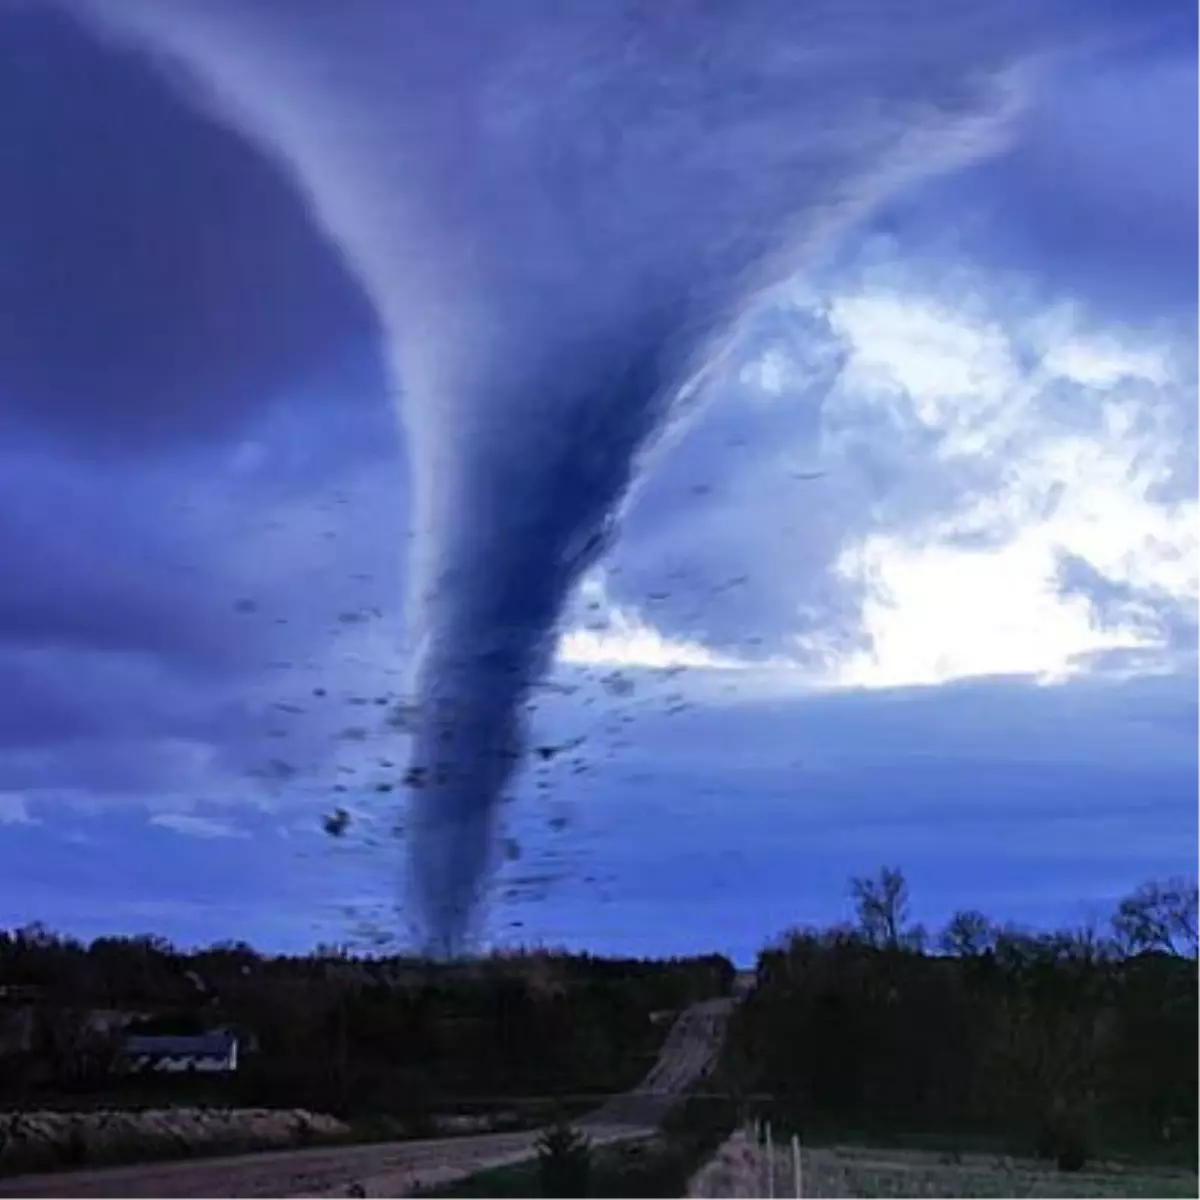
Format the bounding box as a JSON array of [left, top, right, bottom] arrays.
[[536, 1120, 592, 1198]]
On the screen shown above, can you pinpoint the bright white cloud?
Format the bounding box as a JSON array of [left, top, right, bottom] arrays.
[[738, 347, 794, 398], [607, 251, 1196, 699], [827, 533, 1148, 688], [830, 292, 1018, 431], [556, 572, 745, 671], [557, 613, 742, 671], [809, 266, 1197, 689], [1041, 335, 1171, 391]]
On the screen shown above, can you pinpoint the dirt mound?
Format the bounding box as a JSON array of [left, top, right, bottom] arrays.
[[0, 1107, 349, 1175]]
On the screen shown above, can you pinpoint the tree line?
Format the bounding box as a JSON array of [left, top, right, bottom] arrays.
[[726, 868, 1197, 1170], [0, 929, 733, 1119]]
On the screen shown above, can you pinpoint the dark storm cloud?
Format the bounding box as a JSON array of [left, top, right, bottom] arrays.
[[0, 516, 235, 674], [67, 0, 1193, 953], [0, 6, 375, 451], [0, 439, 254, 672], [4, 0, 1193, 962], [870, 41, 1198, 322], [0, 2, 399, 809], [0, 373, 407, 814], [0, 638, 219, 753]]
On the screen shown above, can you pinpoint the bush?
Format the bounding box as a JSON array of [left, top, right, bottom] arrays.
[[536, 1120, 591, 1198], [1056, 1135, 1088, 1174], [1033, 1109, 1090, 1173]]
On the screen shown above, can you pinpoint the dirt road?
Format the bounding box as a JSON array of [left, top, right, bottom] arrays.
[[0, 996, 737, 1198]]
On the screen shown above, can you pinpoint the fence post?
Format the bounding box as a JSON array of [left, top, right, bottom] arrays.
[[791, 1133, 801, 1199], [765, 1121, 774, 1199]]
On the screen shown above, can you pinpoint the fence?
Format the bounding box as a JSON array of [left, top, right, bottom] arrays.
[[681, 1118, 1200, 1195]]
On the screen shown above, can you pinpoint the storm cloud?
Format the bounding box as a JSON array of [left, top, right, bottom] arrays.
[[0, 0, 1193, 956], [63, 0, 1192, 952]]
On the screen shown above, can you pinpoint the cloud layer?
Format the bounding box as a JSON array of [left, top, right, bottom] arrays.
[[0, 2, 1193, 957], [72, 0, 1191, 951]]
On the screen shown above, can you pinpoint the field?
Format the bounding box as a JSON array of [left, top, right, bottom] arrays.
[[768, 1137, 1200, 1195]]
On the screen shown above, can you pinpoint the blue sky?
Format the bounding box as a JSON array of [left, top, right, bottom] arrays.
[[0, 2, 1195, 964]]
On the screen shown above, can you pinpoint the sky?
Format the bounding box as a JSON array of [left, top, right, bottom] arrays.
[[0, 2, 1196, 965]]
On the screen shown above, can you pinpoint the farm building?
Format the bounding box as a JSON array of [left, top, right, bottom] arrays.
[[121, 1029, 239, 1073]]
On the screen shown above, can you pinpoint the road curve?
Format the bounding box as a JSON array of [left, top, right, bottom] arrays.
[[0, 995, 739, 1198]]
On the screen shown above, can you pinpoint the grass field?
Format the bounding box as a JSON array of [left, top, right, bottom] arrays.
[[749, 1140, 1199, 1199], [418, 1132, 1200, 1199]]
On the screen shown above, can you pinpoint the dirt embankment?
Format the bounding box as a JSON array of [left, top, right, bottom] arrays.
[[686, 1128, 762, 1198], [0, 1108, 349, 1177]]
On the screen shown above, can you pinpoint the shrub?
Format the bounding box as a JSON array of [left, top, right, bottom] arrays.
[[535, 1119, 591, 1198]]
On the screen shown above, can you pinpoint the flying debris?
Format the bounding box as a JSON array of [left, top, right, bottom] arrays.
[[600, 672, 635, 698], [386, 701, 420, 732], [533, 735, 586, 762], [323, 808, 352, 838], [537, 680, 579, 696]]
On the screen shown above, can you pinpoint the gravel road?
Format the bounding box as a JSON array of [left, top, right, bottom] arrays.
[[0, 996, 737, 1198]]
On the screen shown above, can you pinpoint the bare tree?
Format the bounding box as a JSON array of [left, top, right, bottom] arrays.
[[1111, 877, 1198, 957], [940, 909, 995, 957], [850, 867, 911, 949]]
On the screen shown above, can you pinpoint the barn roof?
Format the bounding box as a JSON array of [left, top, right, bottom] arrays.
[[124, 1032, 237, 1057]]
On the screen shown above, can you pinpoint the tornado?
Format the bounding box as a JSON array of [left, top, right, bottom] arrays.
[[68, 0, 1167, 954]]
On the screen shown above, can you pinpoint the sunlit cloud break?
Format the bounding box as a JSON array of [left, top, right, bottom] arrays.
[[573, 261, 1196, 695], [557, 574, 745, 671], [558, 615, 742, 673], [791, 265, 1195, 690]]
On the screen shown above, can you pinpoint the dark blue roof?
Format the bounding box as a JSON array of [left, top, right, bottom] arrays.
[[124, 1033, 236, 1057]]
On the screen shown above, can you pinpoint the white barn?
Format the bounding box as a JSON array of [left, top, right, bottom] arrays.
[[122, 1030, 239, 1073]]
